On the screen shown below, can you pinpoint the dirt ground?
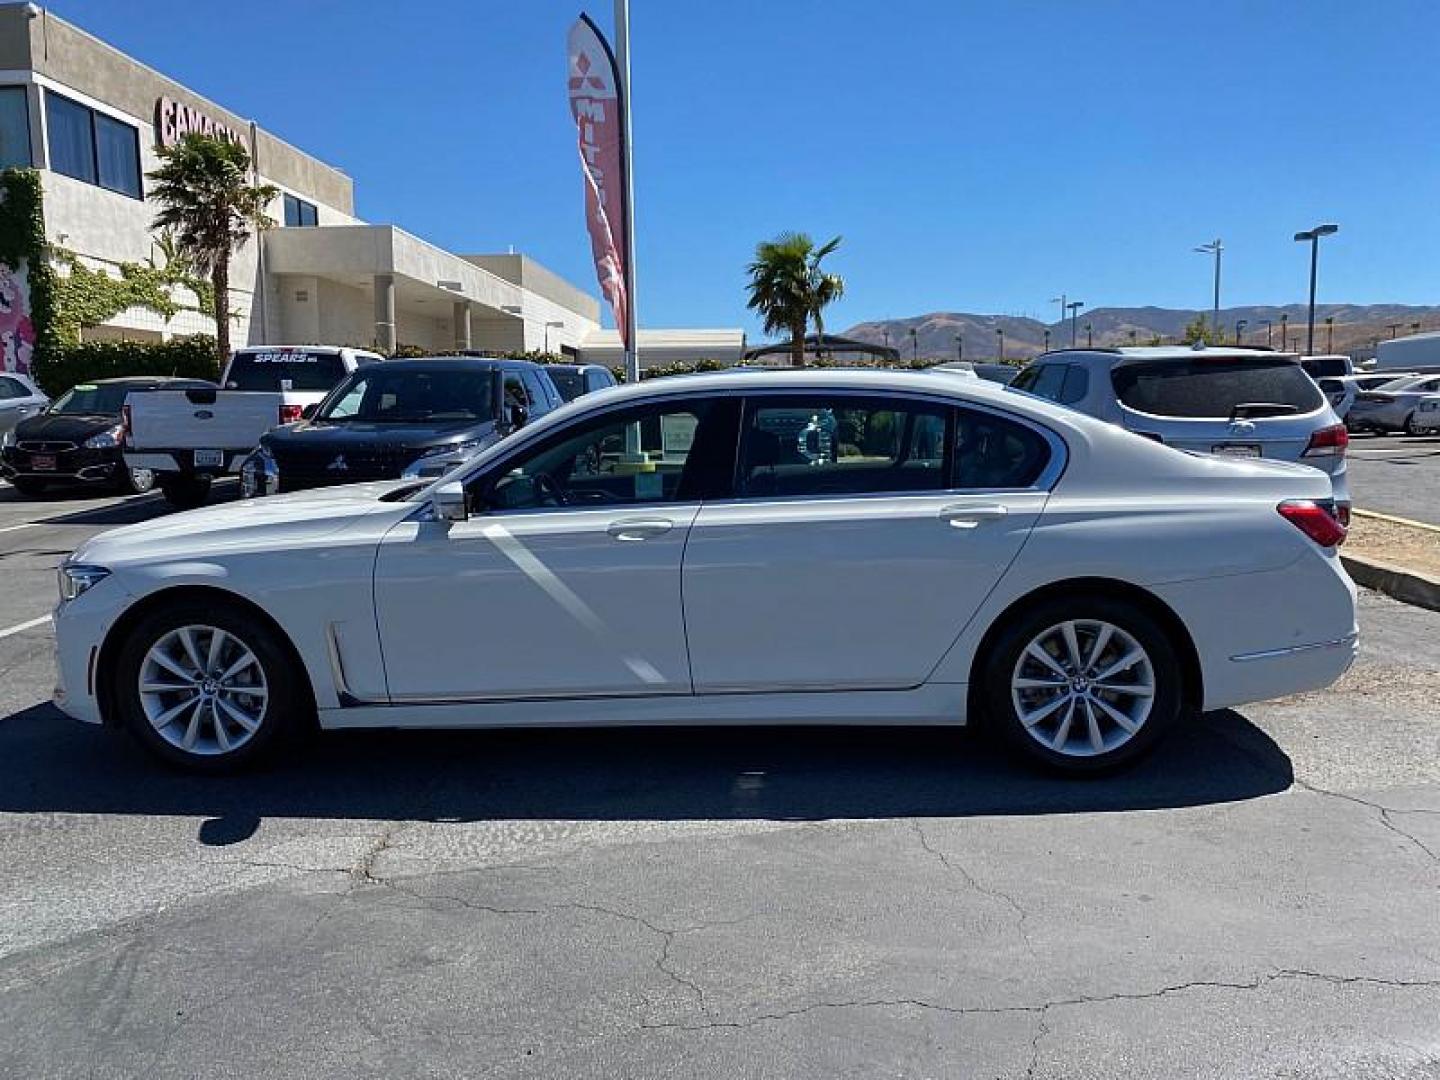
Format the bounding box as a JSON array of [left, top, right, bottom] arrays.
[[1346, 512, 1440, 578]]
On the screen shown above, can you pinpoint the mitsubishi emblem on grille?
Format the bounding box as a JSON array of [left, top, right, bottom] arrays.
[[327, 454, 348, 471]]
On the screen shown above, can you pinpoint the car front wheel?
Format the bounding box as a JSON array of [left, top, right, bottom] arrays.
[[114, 601, 305, 772], [983, 595, 1183, 774], [119, 466, 156, 495]]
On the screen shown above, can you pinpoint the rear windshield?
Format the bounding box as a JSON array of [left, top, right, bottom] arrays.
[[546, 369, 585, 401], [1112, 356, 1323, 418], [1300, 356, 1349, 378], [225, 350, 347, 393]]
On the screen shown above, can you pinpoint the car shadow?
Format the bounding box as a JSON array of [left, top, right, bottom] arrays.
[[0, 704, 1292, 831], [35, 481, 239, 528]]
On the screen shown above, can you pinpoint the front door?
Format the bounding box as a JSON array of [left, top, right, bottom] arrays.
[[682, 394, 1055, 693], [373, 395, 738, 701]]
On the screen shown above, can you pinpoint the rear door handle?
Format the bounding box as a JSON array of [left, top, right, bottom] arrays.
[[607, 518, 674, 542], [939, 504, 1009, 529]]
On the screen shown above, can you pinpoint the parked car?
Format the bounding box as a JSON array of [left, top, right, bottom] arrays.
[[1009, 346, 1351, 515], [55, 369, 1355, 776], [1299, 355, 1354, 379], [1345, 373, 1440, 434], [240, 357, 561, 496], [543, 362, 618, 402], [124, 345, 382, 507], [0, 372, 48, 439], [2, 377, 214, 497]]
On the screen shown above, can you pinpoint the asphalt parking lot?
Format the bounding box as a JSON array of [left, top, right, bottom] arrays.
[[0, 480, 1437, 1078], [1347, 431, 1440, 525]]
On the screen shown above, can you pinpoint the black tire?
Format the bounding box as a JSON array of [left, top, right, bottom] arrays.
[[113, 599, 307, 773], [117, 466, 157, 496], [1403, 413, 1421, 436], [159, 474, 211, 509], [981, 594, 1185, 775], [8, 477, 45, 496]]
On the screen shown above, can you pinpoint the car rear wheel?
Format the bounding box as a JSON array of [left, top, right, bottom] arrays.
[[159, 475, 211, 508], [983, 595, 1183, 774], [1403, 412, 1422, 436], [8, 477, 45, 496], [114, 601, 305, 772]]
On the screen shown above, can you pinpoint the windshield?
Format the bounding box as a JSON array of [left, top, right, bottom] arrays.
[[1112, 356, 1324, 418], [546, 368, 585, 401], [48, 384, 135, 415], [226, 350, 347, 392], [317, 367, 495, 423]]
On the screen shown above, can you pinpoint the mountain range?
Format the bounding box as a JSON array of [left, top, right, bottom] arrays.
[[840, 304, 1440, 361]]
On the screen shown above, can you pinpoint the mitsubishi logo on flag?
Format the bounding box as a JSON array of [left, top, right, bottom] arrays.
[[567, 14, 630, 350]]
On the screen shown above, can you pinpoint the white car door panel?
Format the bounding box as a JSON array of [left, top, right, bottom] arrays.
[[682, 490, 1047, 693], [374, 506, 698, 701]]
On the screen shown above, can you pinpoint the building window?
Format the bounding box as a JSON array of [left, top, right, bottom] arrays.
[[283, 193, 317, 227], [44, 90, 142, 198], [0, 86, 31, 168]]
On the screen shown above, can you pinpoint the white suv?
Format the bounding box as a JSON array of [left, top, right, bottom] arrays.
[[1010, 346, 1351, 514]]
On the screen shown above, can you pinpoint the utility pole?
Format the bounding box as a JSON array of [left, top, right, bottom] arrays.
[[1324, 316, 1334, 353], [1235, 318, 1248, 345], [1293, 224, 1337, 356], [1066, 301, 1084, 346], [1194, 238, 1223, 334], [996, 327, 1005, 362]]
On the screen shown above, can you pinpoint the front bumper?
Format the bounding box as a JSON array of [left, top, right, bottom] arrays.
[[1, 445, 125, 484], [51, 579, 135, 726]]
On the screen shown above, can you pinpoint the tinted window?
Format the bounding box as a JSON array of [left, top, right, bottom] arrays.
[[46, 92, 95, 184], [1058, 365, 1089, 405], [1300, 356, 1349, 378], [50, 383, 140, 415], [0, 86, 31, 168], [0, 376, 25, 399], [1028, 365, 1067, 401], [586, 369, 616, 392], [226, 350, 346, 392], [317, 367, 493, 422], [94, 112, 141, 197], [1009, 366, 1041, 392], [953, 409, 1051, 489], [283, 193, 318, 227], [1112, 357, 1324, 418], [478, 398, 736, 511], [520, 368, 551, 412], [547, 368, 585, 401], [738, 395, 948, 498]]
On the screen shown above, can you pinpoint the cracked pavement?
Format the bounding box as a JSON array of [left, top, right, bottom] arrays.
[[1, 486, 1438, 1076]]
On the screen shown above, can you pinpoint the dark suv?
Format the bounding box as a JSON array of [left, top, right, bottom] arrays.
[[542, 363, 618, 402], [1, 376, 215, 497], [241, 357, 561, 496]]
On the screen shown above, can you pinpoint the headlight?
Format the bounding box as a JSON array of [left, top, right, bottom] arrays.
[[419, 438, 484, 460], [58, 564, 111, 602], [1, 427, 14, 448], [83, 426, 123, 449], [240, 443, 278, 498]]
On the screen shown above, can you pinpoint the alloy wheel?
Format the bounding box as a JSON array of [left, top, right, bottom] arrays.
[[137, 625, 269, 755], [129, 467, 155, 493], [1010, 619, 1155, 757]]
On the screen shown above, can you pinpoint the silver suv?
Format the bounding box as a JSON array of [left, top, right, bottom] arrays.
[[1010, 345, 1351, 513]]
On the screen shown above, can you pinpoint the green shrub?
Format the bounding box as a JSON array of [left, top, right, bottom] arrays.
[[30, 336, 221, 397]]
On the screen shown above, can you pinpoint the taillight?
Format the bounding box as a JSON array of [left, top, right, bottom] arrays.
[[1278, 500, 1347, 548], [278, 403, 303, 424], [120, 403, 132, 445], [1302, 422, 1348, 458]]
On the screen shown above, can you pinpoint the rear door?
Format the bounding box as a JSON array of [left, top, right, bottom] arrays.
[[681, 392, 1056, 693], [1111, 354, 1328, 462]]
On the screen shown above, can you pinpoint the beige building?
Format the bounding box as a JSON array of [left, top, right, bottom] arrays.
[[0, 4, 739, 365]]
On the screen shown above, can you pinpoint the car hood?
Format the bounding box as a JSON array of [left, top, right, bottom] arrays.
[[73, 480, 417, 567], [14, 412, 117, 441], [266, 419, 495, 450]]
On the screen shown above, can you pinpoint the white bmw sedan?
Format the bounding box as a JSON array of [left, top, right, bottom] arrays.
[[52, 369, 1357, 775]]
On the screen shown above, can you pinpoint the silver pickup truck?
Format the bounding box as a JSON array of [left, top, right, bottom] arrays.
[[123, 345, 382, 506]]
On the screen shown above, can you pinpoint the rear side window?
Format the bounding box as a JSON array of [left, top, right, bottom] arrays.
[[226, 350, 346, 393], [0, 376, 24, 399], [547, 368, 584, 401], [520, 369, 551, 412], [1112, 357, 1323, 418], [953, 409, 1051, 489], [738, 395, 949, 498]]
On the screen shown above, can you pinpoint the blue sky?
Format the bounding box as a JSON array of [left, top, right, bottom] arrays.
[[51, 0, 1440, 336]]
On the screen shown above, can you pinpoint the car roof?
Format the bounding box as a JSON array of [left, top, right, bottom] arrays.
[[366, 357, 516, 372], [1036, 345, 1300, 367], [77, 376, 216, 387]]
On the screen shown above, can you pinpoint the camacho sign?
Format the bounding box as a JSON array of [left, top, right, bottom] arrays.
[[154, 96, 244, 149]]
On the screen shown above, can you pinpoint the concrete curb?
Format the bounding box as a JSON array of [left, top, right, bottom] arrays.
[[1341, 553, 1440, 614]]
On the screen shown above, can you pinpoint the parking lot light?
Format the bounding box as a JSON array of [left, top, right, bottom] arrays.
[[1293, 224, 1338, 355]]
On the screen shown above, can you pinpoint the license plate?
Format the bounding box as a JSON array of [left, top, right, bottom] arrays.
[[193, 449, 224, 468], [31, 454, 56, 470], [1212, 443, 1261, 458]]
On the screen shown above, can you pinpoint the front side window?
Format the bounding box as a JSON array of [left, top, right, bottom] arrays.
[[476, 397, 736, 511], [1112, 356, 1324, 418], [737, 395, 949, 498], [44, 92, 140, 198], [547, 368, 584, 401], [0, 86, 31, 169], [0, 375, 25, 399]]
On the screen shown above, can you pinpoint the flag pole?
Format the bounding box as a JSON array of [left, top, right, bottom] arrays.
[[614, 0, 639, 383]]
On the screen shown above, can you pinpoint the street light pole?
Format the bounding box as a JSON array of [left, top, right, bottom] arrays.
[[1387, 322, 1402, 339], [954, 334, 963, 362], [1066, 301, 1084, 346], [996, 327, 1005, 362], [1194, 239, 1223, 334], [1324, 316, 1334, 353], [1043, 328, 1051, 352], [1260, 319, 1272, 347], [1085, 322, 1093, 348], [1293, 223, 1337, 355], [1235, 318, 1248, 345], [1280, 313, 1289, 352], [909, 327, 918, 361]]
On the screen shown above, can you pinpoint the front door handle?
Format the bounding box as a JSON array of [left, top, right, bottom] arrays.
[[939, 504, 1009, 529], [607, 518, 674, 542]]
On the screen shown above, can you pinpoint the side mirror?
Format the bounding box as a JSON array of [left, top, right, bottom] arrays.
[[300, 403, 318, 420], [508, 402, 529, 429], [432, 481, 468, 523]]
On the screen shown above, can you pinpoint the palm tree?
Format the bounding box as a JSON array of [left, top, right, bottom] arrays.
[[745, 232, 844, 366], [148, 134, 277, 371]]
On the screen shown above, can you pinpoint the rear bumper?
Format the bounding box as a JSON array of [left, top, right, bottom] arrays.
[[123, 451, 246, 476]]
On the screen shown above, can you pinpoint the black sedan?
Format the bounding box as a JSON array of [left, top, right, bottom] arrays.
[[242, 357, 561, 496], [1, 376, 215, 497]]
